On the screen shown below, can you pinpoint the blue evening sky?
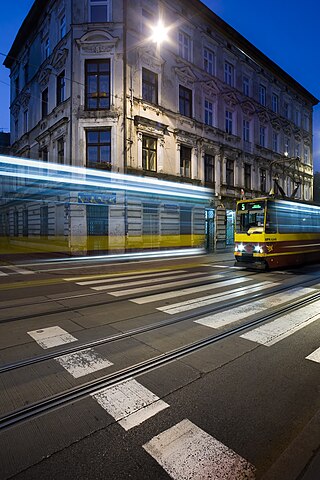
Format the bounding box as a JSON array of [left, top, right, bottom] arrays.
[[0, 0, 319, 169]]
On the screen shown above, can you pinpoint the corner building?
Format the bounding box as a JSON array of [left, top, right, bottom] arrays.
[[4, 0, 318, 251]]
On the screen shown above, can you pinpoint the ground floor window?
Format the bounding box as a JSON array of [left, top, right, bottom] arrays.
[[86, 129, 111, 170]]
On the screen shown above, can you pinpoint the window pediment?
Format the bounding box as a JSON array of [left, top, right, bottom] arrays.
[[77, 30, 118, 54]]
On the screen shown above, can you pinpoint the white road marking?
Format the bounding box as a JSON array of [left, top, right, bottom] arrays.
[[195, 287, 316, 329], [3, 265, 35, 274], [63, 267, 184, 282], [131, 276, 245, 304], [55, 348, 113, 378], [27, 326, 78, 349], [241, 300, 320, 346], [92, 378, 169, 430], [143, 419, 256, 480], [107, 274, 227, 297], [75, 270, 187, 286], [158, 281, 276, 315], [91, 272, 206, 291], [306, 347, 320, 363], [0, 271, 9, 276]]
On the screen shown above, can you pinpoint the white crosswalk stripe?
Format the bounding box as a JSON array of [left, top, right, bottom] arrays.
[[0, 266, 35, 275], [194, 286, 316, 329], [75, 269, 187, 286], [306, 347, 320, 363], [143, 419, 256, 480], [240, 299, 320, 346], [91, 271, 212, 292], [131, 276, 246, 304], [105, 275, 224, 297], [156, 281, 276, 315]]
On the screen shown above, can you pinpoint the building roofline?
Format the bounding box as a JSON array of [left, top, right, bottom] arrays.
[[3, 0, 47, 69], [194, 0, 319, 105], [4, 0, 319, 106]]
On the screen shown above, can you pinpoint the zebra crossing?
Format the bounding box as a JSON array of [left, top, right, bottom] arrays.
[[0, 265, 35, 276], [29, 267, 320, 479]]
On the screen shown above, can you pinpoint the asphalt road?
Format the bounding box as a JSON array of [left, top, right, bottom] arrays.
[[0, 252, 319, 479]]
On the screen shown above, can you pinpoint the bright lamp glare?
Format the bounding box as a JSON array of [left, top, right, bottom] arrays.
[[151, 21, 169, 44]]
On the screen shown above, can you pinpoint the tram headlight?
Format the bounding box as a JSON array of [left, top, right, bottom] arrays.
[[236, 244, 245, 252], [254, 245, 263, 254]]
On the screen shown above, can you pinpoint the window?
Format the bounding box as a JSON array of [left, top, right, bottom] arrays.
[[90, 0, 111, 22], [272, 131, 279, 152], [259, 126, 266, 147], [85, 59, 110, 110], [142, 68, 158, 104], [204, 99, 213, 126], [304, 113, 310, 131], [179, 31, 191, 61], [23, 110, 28, 133], [204, 48, 214, 75], [22, 210, 28, 237], [204, 154, 214, 184], [259, 84, 266, 106], [40, 206, 48, 237], [43, 36, 50, 59], [295, 109, 301, 126], [142, 9, 154, 36], [179, 85, 192, 117], [225, 110, 233, 134], [14, 211, 19, 237], [180, 145, 191, 177], [295, 143, 300, 158], [244, 163, 251, 190], [42, 88, 48, 118], [59, 14, 66, 39], [15, 119, 19, 139], [142, 135, 157, 171], [224, 61, 234, 86], [226, 159, 234, 186], [243, 119, 250, 142], [57, 138, 64, 164], [24, 64, 28, 86], [14, 76, 19, 98], [260, 169, 266, 192], [57, 71, 66, 105], [86, 129, 111, 167], [39, 147, 48, 162], [243, 76, 249, 96], [272, 93, 279, 113], [304, 146, 310, 164], [284, 137, 290, 156], [284, 101, 290, 119]]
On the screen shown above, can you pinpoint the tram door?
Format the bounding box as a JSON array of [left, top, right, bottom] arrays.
[[226, 209, 235, 246], [205, 208, 214, 252], [87, 205, 109, 254]]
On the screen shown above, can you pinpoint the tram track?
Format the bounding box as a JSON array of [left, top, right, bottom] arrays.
[[1, 285, 320, 432], [1, 273, 320, 374], [0, 269, 259, 324]]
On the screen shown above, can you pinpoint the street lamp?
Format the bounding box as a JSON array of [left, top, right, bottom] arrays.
[[150, 21, 169, 45]]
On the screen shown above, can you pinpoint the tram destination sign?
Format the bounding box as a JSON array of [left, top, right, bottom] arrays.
[[238, 201, 265, 212]]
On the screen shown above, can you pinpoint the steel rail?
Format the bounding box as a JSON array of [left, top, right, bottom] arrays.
[[1, 284, 320, 431], [0, 269, 257, 324], [0, 275, 319, 374]]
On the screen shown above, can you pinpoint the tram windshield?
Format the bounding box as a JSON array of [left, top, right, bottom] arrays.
[[236, 200, 266, 233]]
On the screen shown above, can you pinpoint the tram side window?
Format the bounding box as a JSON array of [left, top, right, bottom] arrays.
[[265, 203, 277, 233]]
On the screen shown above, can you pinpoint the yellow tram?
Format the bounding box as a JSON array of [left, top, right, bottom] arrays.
[[234, 197, 320, 270]]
